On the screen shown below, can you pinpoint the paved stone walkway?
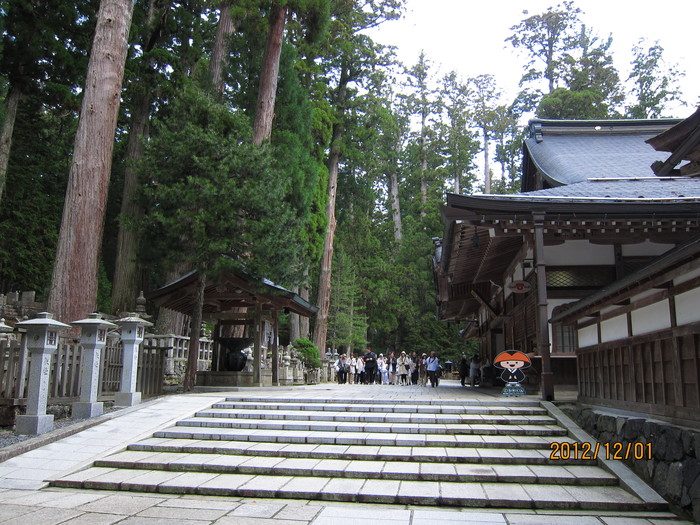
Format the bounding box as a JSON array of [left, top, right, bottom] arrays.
[[0, 381, 693, 524]]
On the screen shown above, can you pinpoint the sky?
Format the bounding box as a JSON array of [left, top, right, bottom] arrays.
[[366, 0, 698, 118]]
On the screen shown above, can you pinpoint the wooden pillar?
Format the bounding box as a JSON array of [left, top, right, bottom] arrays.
[[272, 309, 279, 386], [533, 212, 554, 401], [253, 302, 262, 387]]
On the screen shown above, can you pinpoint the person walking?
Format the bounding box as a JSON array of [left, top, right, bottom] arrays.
[[347, 354, 356, 385], [378, 354, 389, 384], [426, 351, 440, 388], [355, 353, 365, 384], [418, 353, 428, 386], [410, 352, 419, 385], [363, 347, 378, 384], [388, 352, 398, 385], [459, 354, 469, 386], [469, 354, 481, 387], [334, 354, 347, 384], [397, 351, 410, 385]]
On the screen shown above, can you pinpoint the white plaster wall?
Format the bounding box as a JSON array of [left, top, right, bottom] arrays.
[[600, 315, 629, 343], [675, 287, 700, 325], [674, 266, 700, 286], [578, 325, 599, 348], [545, 240, 615, 266], [631, 300, 671, 335], [621, 241, 674, 257]]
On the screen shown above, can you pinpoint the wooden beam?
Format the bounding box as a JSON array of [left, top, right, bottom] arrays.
[[470, 290, 498, 318]]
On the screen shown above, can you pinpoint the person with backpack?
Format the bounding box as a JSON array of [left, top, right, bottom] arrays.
[[334, 354, 347, 384]]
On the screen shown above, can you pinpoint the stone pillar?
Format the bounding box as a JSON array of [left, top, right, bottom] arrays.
[[15, 312, 70, 435], [71, 313, 117, 419], [115, 314, 153, 407]]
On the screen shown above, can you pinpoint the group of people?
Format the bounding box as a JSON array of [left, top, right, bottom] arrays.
[[333, 348, 442, 387]]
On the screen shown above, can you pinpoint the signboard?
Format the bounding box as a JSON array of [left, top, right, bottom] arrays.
[[509, 280, 532, 294]]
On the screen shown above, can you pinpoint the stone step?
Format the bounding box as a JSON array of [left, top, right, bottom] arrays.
[[174, 416, 568, 436], [153, 425, 563, 448], [52, 467, 665, 511], [199, 408, 557, 426], [222, 397, 543, 407], [129, 437, 598, 465], [216, 400, 547, 415], [93, 450, 617, 485]]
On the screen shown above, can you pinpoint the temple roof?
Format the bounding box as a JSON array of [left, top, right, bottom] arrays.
[[522, 118, 680, 191], [147, 270, 318, 320]]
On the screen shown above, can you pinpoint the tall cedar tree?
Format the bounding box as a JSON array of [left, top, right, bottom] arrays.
[[312, 0, 404, 357], [48, 0, 134, 323]]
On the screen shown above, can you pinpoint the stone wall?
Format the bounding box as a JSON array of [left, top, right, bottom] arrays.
[[563, 404, 700, 523]]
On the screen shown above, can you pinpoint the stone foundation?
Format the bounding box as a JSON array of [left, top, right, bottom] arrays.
[[562, 404, 700, 523]]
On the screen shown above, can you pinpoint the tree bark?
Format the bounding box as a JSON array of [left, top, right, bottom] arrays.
[[313, 65, 348, 358], [112, 0, 172, 314], [47, 0, 134, 323], [154, 261, 191, 335], [184, 270, 206, 391], [389, 169, 402, 242], [483, 128, 491, 194], [111, 92, 149, 314], [289, 285, 301, 342], [252, 3, 287, 145], [210, 1, 236, 97], [419, 107, 428, 217], [299, 272, 310, 339], [0, 84, 22, 206]]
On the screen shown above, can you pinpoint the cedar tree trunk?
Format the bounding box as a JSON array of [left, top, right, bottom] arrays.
[[0, 84, 22, 206], [252, 3, 287, 145], [389, 168, 402, 242], [111, 0, 172, 314], [210, 1, 236, 97], [313, 65, 348, 358], [47, 0, 134, 323], [184, 271, 206, 391]]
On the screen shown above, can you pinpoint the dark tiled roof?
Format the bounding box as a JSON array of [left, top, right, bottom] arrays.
[[524, 134, 669, 185], [521, 177, 700, 201]]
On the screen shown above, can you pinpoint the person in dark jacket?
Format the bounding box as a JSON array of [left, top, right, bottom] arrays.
[[459, 354, 469, 386]]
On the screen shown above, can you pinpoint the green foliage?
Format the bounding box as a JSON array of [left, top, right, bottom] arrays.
[[138, 82, 303, 285], [626, 39, 685, 118], [327, 249, 368, 353], [0, 95, 76, 295], [292, 337, 322, 368], [506, 0, 583, 94], [537, 87, 608, 119]]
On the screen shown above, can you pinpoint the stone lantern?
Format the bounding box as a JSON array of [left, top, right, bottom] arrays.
[[71, 313, 117, 419], [114, 314, 152, 407], [15, 312, 71, 435]]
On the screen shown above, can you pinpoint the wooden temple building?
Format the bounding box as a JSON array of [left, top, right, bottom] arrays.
[[435, 109, 700, 422], [147, 270, 318, 387]]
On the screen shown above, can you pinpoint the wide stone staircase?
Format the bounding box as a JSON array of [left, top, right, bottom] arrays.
[[51, 396, 668, 511]]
